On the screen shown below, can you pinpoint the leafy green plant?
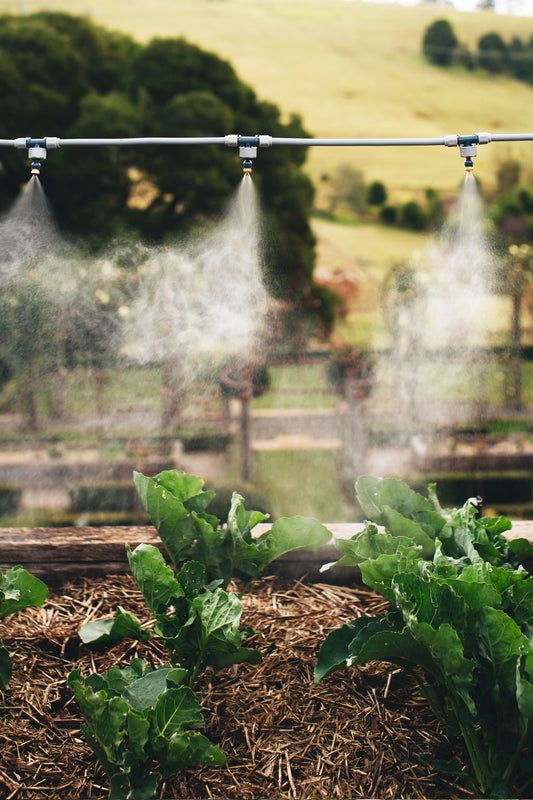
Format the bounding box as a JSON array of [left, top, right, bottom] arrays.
[[0, 566, 48, 687], [68, 659, 226, 800], [315, 476, 533, 799], [72, 470, 331, 798], [131, 469, 331, 590]]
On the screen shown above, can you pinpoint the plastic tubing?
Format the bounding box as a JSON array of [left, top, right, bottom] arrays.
[[269, 137, 448, 146], [57, 137, 227, 146]]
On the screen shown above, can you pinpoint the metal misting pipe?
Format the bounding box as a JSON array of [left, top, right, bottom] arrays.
[[2, 130, 533, 176]]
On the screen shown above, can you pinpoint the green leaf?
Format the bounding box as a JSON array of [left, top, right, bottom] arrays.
[[356, 475, 444, 537], [0, 566, 48, 619], [103, 659, 150, 695], [152, 687, 205, 737], [122, 668, 174, 712], [177, 561, 207, 598], [191, 588, 243, 652], [68, 672, 129, 768], [126, 709, 150, 760], [381, 507, 436, 558], [133, 470, 218, 570], [476, 607, 530, 701], [0, 638, 12, 689], [508, 537, 533, 562], [314, 615, 401, 682], [79, 606, 149, 645], [126, 543, 183, 615], [155, 729, 226, 776], [264, 516, 332, 561]]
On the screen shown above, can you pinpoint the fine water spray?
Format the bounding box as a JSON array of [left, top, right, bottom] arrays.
[[3, 130, 533, 178]]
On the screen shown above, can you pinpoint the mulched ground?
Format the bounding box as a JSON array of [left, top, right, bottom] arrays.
[[0, 575, 475, 800]]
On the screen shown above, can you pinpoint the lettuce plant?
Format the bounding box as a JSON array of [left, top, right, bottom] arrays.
[[315, 476, 533, 799], [0, 566, 48, 687], [68, 659, 226, 800], [72, 470, 331, 798]]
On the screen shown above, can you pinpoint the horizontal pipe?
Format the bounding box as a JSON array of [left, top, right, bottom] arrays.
[[58, 136, 227, 146], [489, 133, 533, 143], [1, 132, 533, 150], [269, 136, 448, 146]]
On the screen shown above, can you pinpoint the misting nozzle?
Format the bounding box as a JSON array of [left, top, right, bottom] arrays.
[[30, 160, 42, 176], [464, 157, 474, 172], [242, 159, 253, 174]]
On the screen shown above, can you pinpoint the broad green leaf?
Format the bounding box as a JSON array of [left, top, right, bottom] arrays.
[[516, 669, 533, 719], [122, 769, 159, 800], [356, 476, 444, 538], [126, 543, 183, 615], [79, 606, 149, 645], [227, 491, 270, 540], [0, 566, 48, 619], [508, 537, 533, 562], [68, 673, 128, 761], [126, 709, 150, 760], [264, 516, 332, 561], [103, 660, 149, 695], [208, 645, 262, 671], [352, 626, 440, 676], [122, 668, 173, 712], [133, 470, 218, 569], [155, 729, 226, 775], [412, 622, 475, 695], [177, 561, 207, 598], [192, 588, 243, 648], [152, 687, 205, 737], [381, 507, 436, 558], [0, 639, 12, 689], [314, 622, 359, 681], [477, 606, 530, 699]]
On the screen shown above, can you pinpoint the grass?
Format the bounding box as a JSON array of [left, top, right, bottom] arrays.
[[253, 364, 337, 410], [253, 448, 357, 522]]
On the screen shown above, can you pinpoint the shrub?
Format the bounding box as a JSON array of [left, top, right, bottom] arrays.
[[366, 180, 387, 206], [477, 32, 508, 73], [0, 484, 22, 517], [401, 200, 427, 231], [422, 19, 458, 66], [180, 430, 233, 453], [69, 482, 137, 513], [380, 204, 397, 225]]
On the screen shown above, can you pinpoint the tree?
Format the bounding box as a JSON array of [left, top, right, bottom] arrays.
[[477, 32, 508, 74], [422, 19, 458, 67], [0, 13, 331, 331], [367, 180, 387, 206]]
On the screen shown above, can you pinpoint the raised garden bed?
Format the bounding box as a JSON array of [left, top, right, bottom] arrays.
[[0, 574, 472, 800]]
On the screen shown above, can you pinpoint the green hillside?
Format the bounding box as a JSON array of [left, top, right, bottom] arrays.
[[1, 0, 533, 199]]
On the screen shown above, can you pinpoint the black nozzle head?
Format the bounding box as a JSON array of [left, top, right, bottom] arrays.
[[464, 157, 474, 171], [30, 160, 41, 176], [242, 159, 253, 174]]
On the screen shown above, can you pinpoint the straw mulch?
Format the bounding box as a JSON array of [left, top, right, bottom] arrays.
[[0, 574, 474, 800]]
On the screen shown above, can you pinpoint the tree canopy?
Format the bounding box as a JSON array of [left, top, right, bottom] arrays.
[[0, 12, 332, 326]]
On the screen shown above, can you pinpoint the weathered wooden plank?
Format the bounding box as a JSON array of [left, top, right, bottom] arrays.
[[1, 521, 533, 582]]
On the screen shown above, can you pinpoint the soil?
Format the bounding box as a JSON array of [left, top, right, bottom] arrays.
[[0, 576, 474, 800]]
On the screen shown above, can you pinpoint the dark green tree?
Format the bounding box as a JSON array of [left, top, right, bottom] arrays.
[[477, 32, 508, 74], [422, 19, 458, 67], [367, 180, 387, 206]]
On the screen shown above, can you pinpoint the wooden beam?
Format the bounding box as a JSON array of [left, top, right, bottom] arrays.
[[1, 521, 532, 582]]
